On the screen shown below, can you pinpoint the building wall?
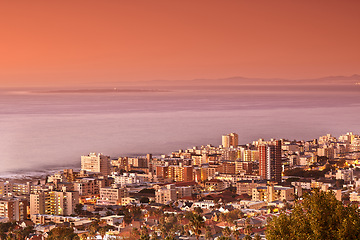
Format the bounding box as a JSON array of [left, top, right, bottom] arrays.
[[99, 187, 127, 205], [74, 179, 99, 196], [155, 185, 177, 204], [81, 153, 110, 176], [252, 185, 294, 202], [259, 140, 282, 182], [222, 133, 238, 148], [30, 191, 79, 216]]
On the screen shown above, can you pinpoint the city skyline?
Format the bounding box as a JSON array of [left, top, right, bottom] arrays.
[[1, 1, 360, 238]]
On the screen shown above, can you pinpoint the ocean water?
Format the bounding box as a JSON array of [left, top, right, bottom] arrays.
[[1, 84, 360, 176]]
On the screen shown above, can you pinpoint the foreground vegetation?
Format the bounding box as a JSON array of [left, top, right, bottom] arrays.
[[266, 190, 360, 240]]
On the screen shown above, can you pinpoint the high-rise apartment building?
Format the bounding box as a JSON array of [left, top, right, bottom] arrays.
[[81, 153, 111, 176], [0, 181, 13, 195], [243, 149, 259, 162], [259, 140, 282, 182], [30, 190, 79, 216], [156, 165, 193, 182], [0, 198, 28, 221], [169, 165, 193, 182], [155, 166, 169, 179], [222, 133, 239, 148]]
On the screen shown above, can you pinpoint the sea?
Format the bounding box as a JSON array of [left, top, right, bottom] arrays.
[[1, 83, 360, 177]]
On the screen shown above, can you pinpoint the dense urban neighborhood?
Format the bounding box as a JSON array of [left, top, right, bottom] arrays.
[[1, 132, 360, 239]]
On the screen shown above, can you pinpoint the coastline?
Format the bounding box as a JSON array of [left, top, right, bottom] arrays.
[[0, 166, 80, 182]]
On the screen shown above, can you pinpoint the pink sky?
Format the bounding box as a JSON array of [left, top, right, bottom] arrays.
[[0, 0, 359, 87]]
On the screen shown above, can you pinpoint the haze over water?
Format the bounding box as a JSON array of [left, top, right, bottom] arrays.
[[1, 81, 360, 176]]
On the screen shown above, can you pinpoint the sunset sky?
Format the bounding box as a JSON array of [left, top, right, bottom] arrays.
[[1, 0, 359, 87]]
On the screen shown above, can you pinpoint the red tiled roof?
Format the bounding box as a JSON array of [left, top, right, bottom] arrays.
[[174, 181, 199, 187], [207, 179, 223, 183], [180, 196, 197, 200]]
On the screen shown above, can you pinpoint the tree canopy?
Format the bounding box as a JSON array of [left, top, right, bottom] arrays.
[[266, 190, 360, 240], [186, 212, 205, 240], [47, 226, 79, 240]]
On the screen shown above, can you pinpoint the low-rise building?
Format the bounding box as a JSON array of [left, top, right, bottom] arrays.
[[252, 185, 295, 202], [155, 184, 177, 204], [31, 214, 87, 225], [336, 169, 353, 182], [98, 187, 128, 205], [236, 180, 266, 195], [73, 178, 101, 196], [205, 179, 225, 191]]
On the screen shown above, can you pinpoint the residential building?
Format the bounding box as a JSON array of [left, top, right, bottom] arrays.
[[236, 180, 265, 195], [222, 133, 239, 148], [205, 179, 225, 191], [98, 187, 128, 205], [0, 181, 13, 196], [155, 184, 177, 204], [0, 198, 28, 221], [252, 185, 294, 202], [81, 153, 111, 176], [73, 178, 101, 196], [259, 140, 282, 182], [30, 190, 79, 216], [336, 169, 353, 182]]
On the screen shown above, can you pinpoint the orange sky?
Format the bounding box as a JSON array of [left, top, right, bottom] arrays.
[[0, 0, 359, 87]]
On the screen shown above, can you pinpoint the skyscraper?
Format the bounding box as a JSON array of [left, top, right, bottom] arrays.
[[222, 133, 239, 148], [259, 140, 282, 182]]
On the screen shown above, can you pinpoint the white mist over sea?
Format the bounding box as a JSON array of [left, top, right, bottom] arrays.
[[1, 84, 360, 176]]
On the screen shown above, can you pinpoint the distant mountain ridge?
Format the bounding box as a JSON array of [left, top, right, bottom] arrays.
[[144, 74, 360, 86]]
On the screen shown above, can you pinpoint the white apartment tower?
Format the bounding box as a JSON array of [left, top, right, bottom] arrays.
[[222, 133, 239, 148], [81, 153, 111, 176]]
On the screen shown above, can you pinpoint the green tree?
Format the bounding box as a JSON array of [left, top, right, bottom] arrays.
[[156, 213, 179, 239], [140, 226, 150, 240], [244, 224, 253, 236], [74, 203, 84, 215], [217, 237, 231, 240], [205, 226, 213, 240], [253, 234, 261, 240], [80, 233, 88, 240], [222, 226, 231, 237], [0, 222, 16, 239], [232, 229, 241, 240], [124, 211, 132, 225], [193, 207, 203, 214], [88, 220, 100, 240], [129, 206, 143, 221], [186, 212, 205, 240], [266, 189, 360, 240], [13, 226, 35, 240], [47, 226, 79, 240], [164, 236, 176, 240], [150, 234, 158, 240], [99, 225, 111, 240]]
